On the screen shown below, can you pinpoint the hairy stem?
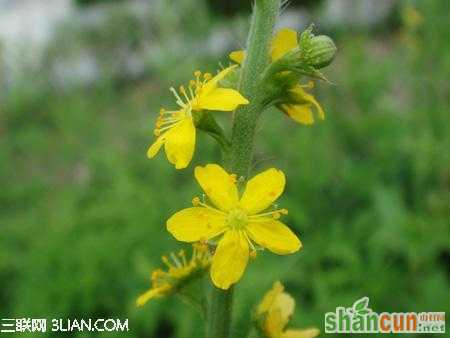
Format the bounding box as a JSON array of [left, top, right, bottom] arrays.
[[205, 286, 234, 338], [227, 0, 281, 178], [206, 1, 280, 338]]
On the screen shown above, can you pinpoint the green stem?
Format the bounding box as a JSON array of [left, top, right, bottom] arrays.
[[206, 286, 234, 338], [227, 0, 281, 177], [206, 1, 280, 338]]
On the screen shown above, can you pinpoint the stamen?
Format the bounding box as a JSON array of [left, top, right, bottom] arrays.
[[178, 250, 187, 266], [156, 124, 178, 134], [203, 73, 212, 81], [170, 252, 182, 268], [179, 85, 192, 102], [169, 87, 186, 107], [191, 197, 226, 215], [249, 208, 289, 220], [188, 83, 196, 98], [161, 256, 173, 268], [243, 232, 257, 259], [157, 117, 181, 127]]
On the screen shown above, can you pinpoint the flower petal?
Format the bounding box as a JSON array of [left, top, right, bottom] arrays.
[[281, 104, 315, 125], [198, 88, 249, 111], [164, 117, 196, 169], [201, 65, 237, 95], [271, 28, 298, 61], [167, 207, 227, 242], [275, 292, 295, 327], [210, 230, 249, 289], [257, 281, 284, 314], [229, 50, 246, 64], [147, 135, 165, 158], [289, 84, 325, 121], [194, 164, 239, 211], [240, 168, 286, 214], [246, 219, 301, 255], [264, 308, 285, 338], [282, 328, 320, 338]]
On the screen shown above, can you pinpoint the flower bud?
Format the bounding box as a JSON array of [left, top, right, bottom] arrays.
[[308, 35, 337, 69]]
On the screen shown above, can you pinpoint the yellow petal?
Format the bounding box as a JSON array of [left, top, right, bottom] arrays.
[[201, 65, 237, 95], [264, 308, 285, 337], [275, 292, 296, 326], [246, 219, 301, 255], [289, 84, 325, 121], [194, 164, 239, 212], [282, 328, 320, 338], [167, 207, 227, 242], [257, 281, 284, 314], [136, 286, 170, 307], [164, 117, 196, 169], [281, 104, 315, 125], [240, 168, 286, 214], [197, 88, 249, 111], [147, 135, 165, 158], [271, 28, 298, 61], [210, 230, 249, 289], [229, 50, 246, 64]]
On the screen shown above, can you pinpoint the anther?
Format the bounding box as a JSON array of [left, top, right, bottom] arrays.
[[203, 73, 212, 80], [192, 197, 201, 206], [161, 256, 171, 268], [178, 250, 187, 266], [194, 70, 201, 77]]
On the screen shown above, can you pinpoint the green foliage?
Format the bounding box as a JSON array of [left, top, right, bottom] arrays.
[[0, 1, 449, 337]]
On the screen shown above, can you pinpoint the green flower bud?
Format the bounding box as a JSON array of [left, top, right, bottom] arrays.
[[308, 35, 337, 69]]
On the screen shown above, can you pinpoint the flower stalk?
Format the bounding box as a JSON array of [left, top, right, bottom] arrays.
[[226, 0, 281, 178], [207, 0, 281, 337]]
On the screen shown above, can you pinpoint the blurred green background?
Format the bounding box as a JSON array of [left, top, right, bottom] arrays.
[[0, 0, 449, 337]]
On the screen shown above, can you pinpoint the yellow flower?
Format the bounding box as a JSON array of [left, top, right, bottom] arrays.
[[230, 28, 298, 64], [147, 66, 249, 169], [278, 82, 325, 126], [229, 28, 325, 126], [167, 164, 301, 290], [136, 243, 211, 306], [257, 281, 320, 338]]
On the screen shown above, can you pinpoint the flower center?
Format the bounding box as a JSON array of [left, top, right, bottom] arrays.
[[227, 209, 248, 230]]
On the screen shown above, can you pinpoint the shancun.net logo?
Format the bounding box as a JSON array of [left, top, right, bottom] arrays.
[[325, 297, 445, 334]]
